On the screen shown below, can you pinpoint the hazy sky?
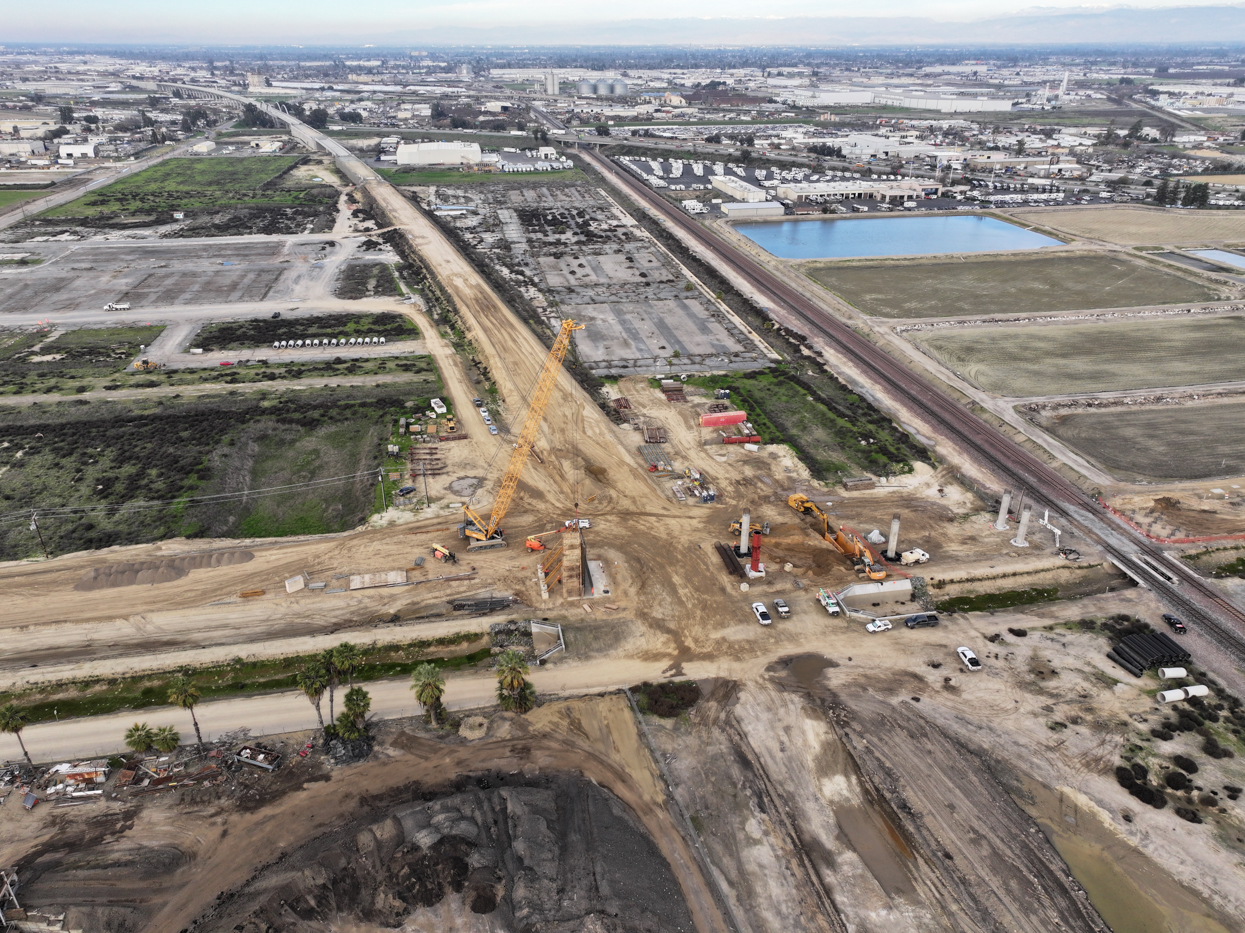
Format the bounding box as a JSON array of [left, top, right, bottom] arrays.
[[4, 2, 1238, 42]]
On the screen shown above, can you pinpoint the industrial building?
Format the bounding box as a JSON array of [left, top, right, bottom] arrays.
[[721, 201, 785, 218], [0, 140, 46, 157], [775, 179, 942, 204], [59, 142, 98, 158], [711, 175, 767, 203], [871, 90, 1016, 113], [396, 141, 483, 166], [576, 79, 629, 97]]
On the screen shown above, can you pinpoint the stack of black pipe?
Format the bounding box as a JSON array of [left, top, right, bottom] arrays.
[[1107, 631, 1192, 677]]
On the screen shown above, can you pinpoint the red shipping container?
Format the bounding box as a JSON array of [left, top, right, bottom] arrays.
[[724, 435, 761, 444], [700, 410, 748, 427]]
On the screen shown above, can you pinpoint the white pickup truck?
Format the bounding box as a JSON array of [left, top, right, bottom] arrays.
[[900, 548, 930, 566], [816, 588, 841, 616]]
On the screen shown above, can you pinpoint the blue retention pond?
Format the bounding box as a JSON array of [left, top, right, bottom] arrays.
[[1190, 249, 1245, 271], [735, 214, 1063, 259]]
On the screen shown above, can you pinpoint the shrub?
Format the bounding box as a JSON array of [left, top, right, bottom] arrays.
[[1150, 728, 1175, 741], [1007, 627, 1028, 637], [1173, 754, 1199, 774], [1164, 770, 1188, 791], [1175, 807, 1203, 823], [1131, 762, 1148, 781], [1198, 794, 1219, 808], [1150, 790, 1167, 810], [1128, 784, 1155, 805]]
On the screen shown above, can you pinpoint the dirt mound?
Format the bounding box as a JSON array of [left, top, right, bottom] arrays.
[[74, 550, 253, 590], [193, 775, 694, 932]]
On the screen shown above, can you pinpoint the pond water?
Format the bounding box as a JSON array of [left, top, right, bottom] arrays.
[[1190, 249, 1245, 271], [735, 214, 1062, 259]]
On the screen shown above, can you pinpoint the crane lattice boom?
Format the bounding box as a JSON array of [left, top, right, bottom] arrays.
[[463, 319, 584, 543]]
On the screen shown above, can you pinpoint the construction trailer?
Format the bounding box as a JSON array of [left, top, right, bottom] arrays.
[[461, 320, 584, 550]]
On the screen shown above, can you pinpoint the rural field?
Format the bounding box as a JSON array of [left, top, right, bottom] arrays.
[[0, 324, 164, 395], [805, 251, 1220, 319], [1009, 206, 1245, 246], [1034, 400, 1245, 481], [43, 156, 328, 218], [0, 383, 437, 559], [913, 314, 1245, 397], [194, 312, 419, 351]]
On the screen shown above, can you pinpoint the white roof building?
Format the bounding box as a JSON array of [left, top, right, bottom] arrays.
[[396, 141, 483, 166], [59, 142, 97, 159]]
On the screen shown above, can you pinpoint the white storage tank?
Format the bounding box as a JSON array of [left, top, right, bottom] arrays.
[[577, 80, 595, 96], [594, 80, 612, 96], [1158, 667, 1187, 680], [1184, 684, 1210, 697], [610, 80, 628, 96], [1158, 689, 1187, 703]]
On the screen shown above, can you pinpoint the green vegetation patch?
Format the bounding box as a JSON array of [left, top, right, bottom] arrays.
[[0, 325, 164, 394], [0, 382, 441, 559], [378, 166, 586, 186], [334, 262, 403, 300], [0, 190, 47, 209], [194, 312, 418, 351], [914, 315, 1245, 397], [631, 681, 701, 717], [686, 367, 921, 479], [0, 633, 488, 725], [44, 156, 333, 218], [807, 252, 1221, 319], [936, 587, 1059, 613]]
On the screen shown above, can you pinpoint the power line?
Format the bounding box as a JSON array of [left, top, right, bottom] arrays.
[[0, 470, 378, 525]]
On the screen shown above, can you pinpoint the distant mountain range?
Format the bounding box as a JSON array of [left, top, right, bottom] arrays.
[[373, 7, 1245, 47]]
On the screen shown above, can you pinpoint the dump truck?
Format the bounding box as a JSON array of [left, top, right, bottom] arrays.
[[104, 302, 131, 312]]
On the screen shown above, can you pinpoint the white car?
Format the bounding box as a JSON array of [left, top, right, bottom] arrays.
[[752, 602, 772, 625], [957, 647, 982, 671], [865, 619, 892, 633]]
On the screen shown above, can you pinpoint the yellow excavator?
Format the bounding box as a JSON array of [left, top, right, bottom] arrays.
[[461, 319, 585, 550], [789, 495, 885, 580]]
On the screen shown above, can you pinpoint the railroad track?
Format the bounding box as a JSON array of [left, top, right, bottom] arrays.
[[582, 149, 1245, 662]]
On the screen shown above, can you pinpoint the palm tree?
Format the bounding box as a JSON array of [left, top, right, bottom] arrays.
[[124, 722, 157, 756], [320, 648, 340, 724], [336, 687, 372, 741], [410, 663, 446, 727], [0, 703, 34, 768], [333, 642, 363, 688], [495, 649, 536, 714], [167, 674, 203, 749], [152, 726, 181, 753], [297, 661, 329, 732]]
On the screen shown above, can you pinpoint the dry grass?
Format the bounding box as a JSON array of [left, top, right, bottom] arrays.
[[1009, 207, 1245, 247], [912, 314, 1245, 397], [805, 251, 1220, 319], [1037, 401, 1245, 481]]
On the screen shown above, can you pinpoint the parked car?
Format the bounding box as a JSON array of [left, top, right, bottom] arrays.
[[1163, 613, 1187, 634], [752, 602, 772, 626], [957, 646, 982, 671], [773, 598, 790, 617], [865, 619, 892, 633], [488, 425, 499, 435], [397, 485, 417, 496], [271, 311, 281, 319], [904, 613, 939, 629]]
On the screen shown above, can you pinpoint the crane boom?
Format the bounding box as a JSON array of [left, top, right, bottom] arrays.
[[463, 319, 584, 545]]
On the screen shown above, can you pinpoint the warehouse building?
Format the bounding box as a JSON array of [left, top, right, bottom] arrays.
[[396, 141, 483, 166], [721, 201, 784, 218], [775, 179, 941, 204], [872, 90, 1016, 113], [711, 174, 767, 203], [59, 142, 98, 158]]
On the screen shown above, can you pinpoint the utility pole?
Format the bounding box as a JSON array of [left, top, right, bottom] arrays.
[[378, 468, 388, 511], [29, 512, 49, 560]]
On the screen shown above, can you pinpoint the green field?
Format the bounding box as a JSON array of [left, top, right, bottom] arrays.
[[0, 190, 47, 209], [807, 252, 1221, 319], [334, 262, 403, 299], [378, 166, 585, 186], [0, 383, 440, 559], [1037, 401, 1245, 481], [913, 315, 1245, 397], [44, 156, 328, 218], [686, 368, 927, 478], [0, 325, 165, 395], [194, 312, 419, 351]]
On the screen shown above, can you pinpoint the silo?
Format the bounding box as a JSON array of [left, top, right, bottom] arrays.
[[577, 80, 595, 97], [610, 80, 628, 96], [594, 80, 612, 96]]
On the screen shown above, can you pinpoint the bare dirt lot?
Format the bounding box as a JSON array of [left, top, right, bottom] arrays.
[[1009, 206, 1245, 247], [805, 251, 1223, 319], [1031, 398, 1245, 482], [912, 313, 1245, 397]]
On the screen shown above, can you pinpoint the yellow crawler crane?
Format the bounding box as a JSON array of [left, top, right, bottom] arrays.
[[461, 319, 585, 550]]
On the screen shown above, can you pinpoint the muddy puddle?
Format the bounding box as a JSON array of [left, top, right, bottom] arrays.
[[784, 654, 839, 688], [1015, 776, 1233, 933], [833, 802, 917, 898]]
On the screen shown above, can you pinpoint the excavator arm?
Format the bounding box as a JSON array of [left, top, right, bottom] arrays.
[[463, 319, 585, 547]]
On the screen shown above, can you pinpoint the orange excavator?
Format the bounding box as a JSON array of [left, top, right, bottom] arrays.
[[788, 495, 885, 580]]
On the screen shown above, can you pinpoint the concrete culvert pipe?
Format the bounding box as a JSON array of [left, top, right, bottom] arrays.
[[295, 340, 303, 348], [1184, 684, 1210, 697], [1158, 667, 1188, 680], [348, 337, 356, 346], [364, 337, 372, 345], [1158, 689, 1188, 703], [379, 336, 386, 345], [272, 341, 279, 349]]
